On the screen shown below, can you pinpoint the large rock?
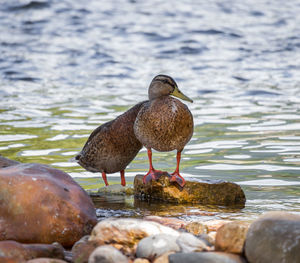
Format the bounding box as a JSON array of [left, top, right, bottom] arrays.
[[169, 252, 246, 263], [134, 174, 245, 206], [0, 240, 64, 262], [215, 222, 249, 254], [245, 211, 300, 263], [0, 162, 97, 247], [89, 218, 179, 256]]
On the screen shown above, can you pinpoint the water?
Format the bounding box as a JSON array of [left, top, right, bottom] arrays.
[[0, 0, 300, 221]]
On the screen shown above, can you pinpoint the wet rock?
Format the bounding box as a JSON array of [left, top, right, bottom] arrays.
[[88, 245, 129, 263], [245, 211, 300, 263], [89, 218, 179, 256], [144, 216, 186, 230], [169, 252, 246, 263], [134, 174, 246, 206], [185, 221, 207, 235], [0, 240, 64, 262], [97, 184, 134, 195], [215, 221, 249, 254], [71, 235, 99, 263], [27, 259, 67, 263], [136, 234, 180, 260], [0, 162, 97, 247], [176, 233, 209, 253]]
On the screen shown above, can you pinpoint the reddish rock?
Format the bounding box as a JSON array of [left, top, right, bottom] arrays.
[[144, 216, 186, 230], [215, 221, 249, 254], [0, 240, 64, 262], [203, 220, 232, 232], [134, 174, 246, 206], [0, 162, 97, 247]]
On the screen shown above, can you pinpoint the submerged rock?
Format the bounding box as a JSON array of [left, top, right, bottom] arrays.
[[134, 174, 246, 206], [215, 221, 249, 254], [245, 211, 300, 263], [0, 162, 97, 247], [0, 240, 64, 262]]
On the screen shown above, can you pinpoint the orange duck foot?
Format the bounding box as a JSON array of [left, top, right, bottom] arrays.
[[143, 169, 165, 184], [169, 171, 186, 187]]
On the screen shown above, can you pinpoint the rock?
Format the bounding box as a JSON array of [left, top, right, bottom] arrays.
[[185, 221, 207, 235], [0, 258, 21, 263], [0, 162, 97, 247], [71, 235, 99, 263], [88, 245, 129, 263], [215, 221, 249, 254], [133, 259, 150, 263], [144, 216, 186, 230], [27, 259, 67, 263], [203, 220, 232, 232], [89, 218, 179, 255], [245, 211, 300, 263], [134, 174, 246, 206], [176, 233, 209, 253], [0, 240, 64, 262], [97, 184, 134, 195], [0, 155, 20, 168], [207, 232, 217, 245], [153, 252, 174, 263], [169, 252, 246, 263], [136, 234, 180, 260]]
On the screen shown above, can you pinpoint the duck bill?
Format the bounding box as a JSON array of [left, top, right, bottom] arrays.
[[171, 87, 193, 103]]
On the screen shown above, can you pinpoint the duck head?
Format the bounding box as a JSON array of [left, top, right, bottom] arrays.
[[148, 74, 193, 103]]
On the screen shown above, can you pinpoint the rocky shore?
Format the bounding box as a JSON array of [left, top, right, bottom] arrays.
[[1, 155, 299, 263]]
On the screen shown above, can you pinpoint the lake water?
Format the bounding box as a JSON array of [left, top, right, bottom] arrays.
[[0, 0, 299, 221]]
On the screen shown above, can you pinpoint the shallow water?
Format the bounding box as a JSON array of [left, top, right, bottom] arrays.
[[0, 0, 299, 221]]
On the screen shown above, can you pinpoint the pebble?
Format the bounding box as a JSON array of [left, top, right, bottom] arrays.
[[88, 245, 129, 263]]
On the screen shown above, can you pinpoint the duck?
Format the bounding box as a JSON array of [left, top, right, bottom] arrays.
[[75, 101, 146, 186], [134, 74, 194, 187]]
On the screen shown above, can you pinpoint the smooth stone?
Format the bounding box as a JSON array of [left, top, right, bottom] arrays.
[[144, 216, 186, 230], [185, 221, 207, 235], [89, 218, 179, 255], [203, 220, 232, 232], [153, 252, 174, 263], [133, 259, 150, 263], [215, 221, 249, 254], [169, 252, 247, 263], [0, 155, 19, 168], [136, 234, 180, 260], [0, 161, 97, 247], [245, 211, 300, 263], [134, 174, 246, 206], [27, 259, 67, 263], [207, 232, 217, 245], [0, 240, 64, 262], [97, 184, 134, 195], [88, 245, 129, 263], [176, 233, 209, 253], [71, 235, 99, 263]]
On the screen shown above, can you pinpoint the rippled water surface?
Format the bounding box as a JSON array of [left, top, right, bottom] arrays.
[[1, 0, 300, 221]]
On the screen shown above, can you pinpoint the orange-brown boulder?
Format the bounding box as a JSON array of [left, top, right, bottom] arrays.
[[0, 162, 97, 247]]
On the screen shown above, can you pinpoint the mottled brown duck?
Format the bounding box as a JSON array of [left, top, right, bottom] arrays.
[[134, 75, 194, 187], [76, 101, 146, 186]]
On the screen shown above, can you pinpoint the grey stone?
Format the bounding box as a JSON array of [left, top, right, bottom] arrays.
[[176, 233, 208, 253], [169, 252, 246, 263], [88, 245, 128, 263], [136, 234, 180, 260], [245, 211, 300, 263]]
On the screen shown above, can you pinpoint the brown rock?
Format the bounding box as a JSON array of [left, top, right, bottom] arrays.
[[134, 174, 246, 206], [71, 236, 99, 263], [215, 221, 249, 254], [144, 216, 186, 230], [185, 221, 207, 235], [27, 259, 67, 263], [0, 257, 22, 263], [203, 220, 232, 232], [0, 162, 97, 247], [0, 155, 19, 168], [207, 232, 217, 245], [245, 211, 300, 263], [0, 240, 64, 261]]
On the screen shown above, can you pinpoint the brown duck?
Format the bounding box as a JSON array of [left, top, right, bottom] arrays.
[[76, 101, 146, 186], [134, 75, 194, 187]]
